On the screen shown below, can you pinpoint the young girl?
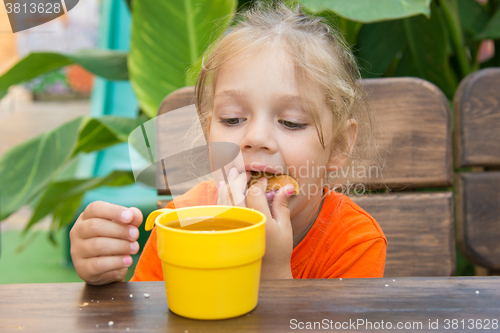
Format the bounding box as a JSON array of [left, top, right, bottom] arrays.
[[70, 3, 386, 285]]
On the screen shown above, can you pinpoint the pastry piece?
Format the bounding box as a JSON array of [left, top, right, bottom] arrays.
[[248, 171, 299, 195]]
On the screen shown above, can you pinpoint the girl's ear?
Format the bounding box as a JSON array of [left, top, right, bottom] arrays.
[[326, 119, 358, 171]]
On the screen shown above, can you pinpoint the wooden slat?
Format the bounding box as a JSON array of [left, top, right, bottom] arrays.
[[353, 192, 455, 277], [456, 172, 500, 270], [454, 68, 500, 168], [361, 78, 452, 188], [158, 86, 197, 116]]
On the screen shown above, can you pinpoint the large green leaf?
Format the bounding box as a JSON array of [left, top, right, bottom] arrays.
[[300, 0, 431, 23], [475, 8, 500, 40], [74, 115, 147, 155], [24, 170, 135, 234], [393, 44, 420, 78], [311, 9, 362, 47], [125, 0, 133, 11], [0, 49, 128, 98], [129, 0, 237, 118], [0, 116, 144, 221], [0, 117, 85, 220], [401, 2, 457, 98], [456, 0, 488, 66], [457, 0, 489, 37], [356, 20, 406, 78]]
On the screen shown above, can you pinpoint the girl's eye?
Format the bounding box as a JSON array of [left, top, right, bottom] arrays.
[[279, 120, 307, 130], [219, 118, 244, 126]]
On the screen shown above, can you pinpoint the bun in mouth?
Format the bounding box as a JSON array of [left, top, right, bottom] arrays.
[[248, 172, 299, 195]]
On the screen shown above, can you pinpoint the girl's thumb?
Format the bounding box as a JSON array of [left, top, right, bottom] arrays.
[[271, 185, 295, 227]]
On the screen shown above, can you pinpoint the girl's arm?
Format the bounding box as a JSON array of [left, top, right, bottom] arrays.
[[70, 201, 143, 285]]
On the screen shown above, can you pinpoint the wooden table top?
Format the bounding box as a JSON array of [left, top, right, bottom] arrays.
[[1, 277, 499, 332]]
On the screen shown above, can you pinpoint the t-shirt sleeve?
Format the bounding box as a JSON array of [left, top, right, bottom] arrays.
[[320, 237, 387, 278], [129, 227, 163, 282]]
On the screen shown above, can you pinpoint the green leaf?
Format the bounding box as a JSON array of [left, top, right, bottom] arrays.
[[125, 0, 133, 11], [24, 170, 135, 233], [65, 50, 129, 81], [457, 0, 489, 37], [339, 18, 363, 47], [73, 116, 147, 155], [0, 49, 128, 99], [0, 117, 85, 221], [311, 10, 362, 47], [401, 2, 457, 98], [129, 0, 237, 118], [455, 0, 487, 67], [393, 44, 420, 77], [47, 192, 84, 246], [0, 116, 144, 221], [52, 193, 84, 229], [186, 56, 203, 86], [356, 20, 406, 78], [475, 8, 500, 40], [300, 0, 431, 23]]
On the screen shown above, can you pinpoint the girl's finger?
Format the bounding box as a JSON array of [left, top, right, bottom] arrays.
[[217, 179, 228, 205], [82, 257, 132, 283], [78, 218, 139, 241], [246, 178, 272, 219], [226, 167, 239, 184], [82, 201, 134, 224], [271, 185, 294, 229], [89, 267, 129, 285], [128, 207, 144, 228], [81, 238, 139, 258], [230, 171, 250, 206], [218, 168, 248, 206]]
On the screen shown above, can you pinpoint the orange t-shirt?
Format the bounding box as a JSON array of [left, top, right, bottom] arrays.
[[130, 180, 386, 281]]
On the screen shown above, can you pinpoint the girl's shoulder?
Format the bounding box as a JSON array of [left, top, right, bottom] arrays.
[[167, 180, 218, 209]]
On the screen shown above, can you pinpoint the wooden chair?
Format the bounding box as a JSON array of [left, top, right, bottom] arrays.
[[454, 68, 500, 276], [155, 77, 455, 277]]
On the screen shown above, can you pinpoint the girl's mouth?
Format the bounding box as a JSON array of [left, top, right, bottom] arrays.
[[248, 171, 300, 195]]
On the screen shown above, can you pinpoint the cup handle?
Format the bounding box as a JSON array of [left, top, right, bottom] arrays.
[[145, 208, 174, 231]]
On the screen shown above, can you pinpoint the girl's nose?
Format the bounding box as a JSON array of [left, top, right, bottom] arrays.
[[240, 119, 278, 153]]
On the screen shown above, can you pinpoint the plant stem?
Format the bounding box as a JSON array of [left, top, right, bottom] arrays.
[[403, 19, 426, 78], [438, 0, 470, 78]]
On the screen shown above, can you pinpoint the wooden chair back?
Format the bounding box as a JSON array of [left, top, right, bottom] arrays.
[[454, 68, 500, 275], [155, 77, 455, 277]]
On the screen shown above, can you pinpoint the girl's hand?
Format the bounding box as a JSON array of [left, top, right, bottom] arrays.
[[69, 201, 143, 285], [216, 167, 251, 207], [246, 177, 295, 279]]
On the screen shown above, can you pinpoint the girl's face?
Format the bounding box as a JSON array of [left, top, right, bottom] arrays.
[[208, 46, 337, 227]]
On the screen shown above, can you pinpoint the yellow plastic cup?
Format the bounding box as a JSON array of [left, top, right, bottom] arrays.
[[145, 206, 266, 320]]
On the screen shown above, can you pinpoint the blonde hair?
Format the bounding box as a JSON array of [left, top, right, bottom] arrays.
[[195, 1, 377, 190]]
